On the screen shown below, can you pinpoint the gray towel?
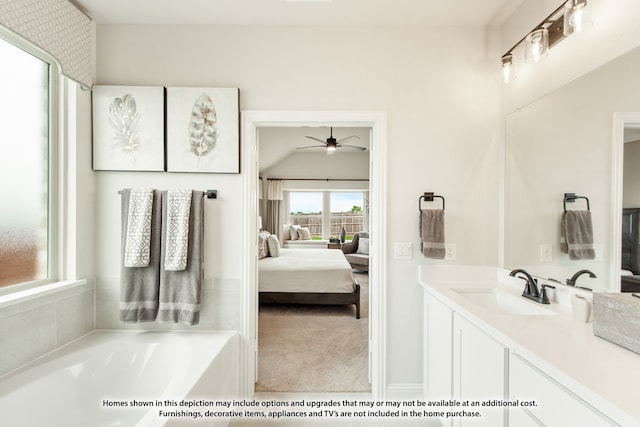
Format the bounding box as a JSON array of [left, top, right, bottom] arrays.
[[157, 190, 204, 325], [119, 189, 162, 323], [561, 210, 595, 260], [420, 209, 445, 259]]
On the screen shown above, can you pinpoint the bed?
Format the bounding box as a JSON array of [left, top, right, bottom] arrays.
[[258, 248, 360, 319]]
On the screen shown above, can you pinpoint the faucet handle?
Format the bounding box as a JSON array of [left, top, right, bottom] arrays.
[[539, 284, 555, 304]]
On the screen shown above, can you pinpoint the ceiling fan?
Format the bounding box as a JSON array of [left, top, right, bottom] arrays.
[[296, 127, 366, 154]]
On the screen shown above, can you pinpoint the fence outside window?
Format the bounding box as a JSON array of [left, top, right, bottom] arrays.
[[289, 212, 364, 240]]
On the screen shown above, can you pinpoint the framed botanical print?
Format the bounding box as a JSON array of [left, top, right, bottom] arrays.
[[166, 87, 240, 173], [92, 85, 165, 171]]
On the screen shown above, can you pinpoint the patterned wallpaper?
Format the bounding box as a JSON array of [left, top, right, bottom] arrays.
[[0, 0, 92, 85]]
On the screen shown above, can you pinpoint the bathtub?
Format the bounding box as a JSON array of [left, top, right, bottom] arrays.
[[0, 330, 240, 427]]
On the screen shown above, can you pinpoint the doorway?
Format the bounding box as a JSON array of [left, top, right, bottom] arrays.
[[239, 111, 387, 399]]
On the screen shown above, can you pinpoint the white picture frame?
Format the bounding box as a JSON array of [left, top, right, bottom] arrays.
[[92, 85, 165, 171], [166, 87, 240, 173]]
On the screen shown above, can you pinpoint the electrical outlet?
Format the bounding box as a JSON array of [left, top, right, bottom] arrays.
[[444, 243, 456, 261], [594, 244, 603, 261], [394, 242, 412, 260], [540, 244, 552, 262]]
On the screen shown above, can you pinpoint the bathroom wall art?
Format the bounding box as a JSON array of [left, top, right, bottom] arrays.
[[92, 85, 165, 171], [166, 87, 240, 173]]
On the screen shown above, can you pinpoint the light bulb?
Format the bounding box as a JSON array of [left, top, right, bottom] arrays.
[[501, 54, 513, 84], [564, 0, 588, 36], [525, 28, 549, 64]]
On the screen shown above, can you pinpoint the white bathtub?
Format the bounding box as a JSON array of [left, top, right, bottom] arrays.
[[0, 330, 240, 427]]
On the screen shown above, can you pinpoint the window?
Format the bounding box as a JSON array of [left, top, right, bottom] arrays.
[[330, 192, 366, 240], [0, 36, 57, 289], [287, 190, 367, 240], [288, 191, 323, 239]]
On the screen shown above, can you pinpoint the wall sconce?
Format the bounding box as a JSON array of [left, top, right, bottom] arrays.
[[525, 28, 549, 63], [501, 53, 514, 84], [501, 0, 590, 83], [563, 0, 588, 35]]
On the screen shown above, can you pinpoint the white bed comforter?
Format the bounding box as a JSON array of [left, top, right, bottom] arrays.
[[258, 248, 355, 293]]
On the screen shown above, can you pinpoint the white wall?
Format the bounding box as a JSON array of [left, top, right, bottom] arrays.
[[93, 24, 502, 388]]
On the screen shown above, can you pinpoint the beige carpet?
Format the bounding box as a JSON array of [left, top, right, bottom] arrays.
[[255, 271, 370, 393]]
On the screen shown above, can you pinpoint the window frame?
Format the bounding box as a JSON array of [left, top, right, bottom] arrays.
[[285, 189, 367, 240], [0, 26, 60, 295]]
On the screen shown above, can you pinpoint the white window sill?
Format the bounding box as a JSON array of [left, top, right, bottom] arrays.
[[0, 279, 88, 310]]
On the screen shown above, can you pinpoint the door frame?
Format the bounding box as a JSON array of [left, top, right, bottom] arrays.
[[240, 110, 388, 399]]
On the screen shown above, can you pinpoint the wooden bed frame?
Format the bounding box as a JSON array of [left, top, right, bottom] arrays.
[[259, 278, 360, 319]]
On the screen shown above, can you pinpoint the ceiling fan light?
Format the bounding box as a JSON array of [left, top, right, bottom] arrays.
[[326, 141, 337, 153]]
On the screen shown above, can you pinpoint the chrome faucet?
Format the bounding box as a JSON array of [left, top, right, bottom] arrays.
[[566, 269, 597, 286], [509, 268, 554, 304]]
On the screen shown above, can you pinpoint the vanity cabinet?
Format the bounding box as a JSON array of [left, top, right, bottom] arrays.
[[509, 354, 616, 427], [423, 292, 507, 427], [422, 287, 619, 427], [453, 313, 508, 427], [423, 293, 453, 403]]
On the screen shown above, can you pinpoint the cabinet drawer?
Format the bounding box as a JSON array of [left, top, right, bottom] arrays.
[[509, 354, 616, 427]]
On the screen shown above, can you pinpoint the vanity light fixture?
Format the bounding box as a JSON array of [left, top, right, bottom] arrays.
[[501, 53, 514, 84], [500, 0, 590, 83], [525, 28, 549, 63], [563, 0, 588, 35]]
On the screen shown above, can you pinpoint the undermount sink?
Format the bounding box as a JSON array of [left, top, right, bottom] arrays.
[[452, 288, 556, 316]]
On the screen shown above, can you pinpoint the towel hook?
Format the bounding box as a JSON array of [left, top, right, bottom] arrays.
[[563, 193, 589, 212], [418, 192, 445, 212]]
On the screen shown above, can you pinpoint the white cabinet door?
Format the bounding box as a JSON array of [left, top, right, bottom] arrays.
[[509, 354, 616, 427], [453, 313, 508, 427], [509, 408, 543, 427], [424, 293, 454, 401]]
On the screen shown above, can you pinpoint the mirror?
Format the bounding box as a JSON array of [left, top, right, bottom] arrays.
[[505, 45, 640, 292], [621, 126, 640, 292]]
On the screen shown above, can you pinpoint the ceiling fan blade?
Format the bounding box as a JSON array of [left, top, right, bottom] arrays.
[[296, 145, 326, 150], [337, 135, 360, 143], [338, 144, 367, 151], [304, 136, 326, 143]]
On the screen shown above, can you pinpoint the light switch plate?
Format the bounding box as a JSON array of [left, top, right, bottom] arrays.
[[394, 242, 412, 260], [540, 244, 552, 262], [444, 243, 456, 261]]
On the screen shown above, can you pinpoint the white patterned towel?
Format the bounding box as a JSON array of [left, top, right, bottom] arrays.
[[124, 188, 154, 267], [165, 189, 192, 271]]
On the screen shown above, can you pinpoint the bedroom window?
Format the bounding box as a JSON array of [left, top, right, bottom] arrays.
[[287, 190, 367, 240], [288, 191, 323, 239], [0, 36, 57, 289], [330, 192, 366, 240]]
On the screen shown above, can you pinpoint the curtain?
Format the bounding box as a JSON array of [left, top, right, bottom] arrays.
[[265, 180, 283, 241]]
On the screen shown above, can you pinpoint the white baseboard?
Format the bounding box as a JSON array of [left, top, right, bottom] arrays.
[[385, 383, 424, 400]]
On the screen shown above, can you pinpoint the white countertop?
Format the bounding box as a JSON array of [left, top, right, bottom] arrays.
[[418, 265, 640, 427]]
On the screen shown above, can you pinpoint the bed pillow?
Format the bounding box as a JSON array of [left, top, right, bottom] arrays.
[[258, 230, 271, 259], [297, 227, 311, 240], [267, 235, 281, 257], [356, 238, 369, 255], [290, 224, 301, 240], [283, 224, 291, 241]]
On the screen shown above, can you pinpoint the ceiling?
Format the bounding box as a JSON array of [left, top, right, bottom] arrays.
[[259, 126, 370, 172], [71, 0, 523, 27]]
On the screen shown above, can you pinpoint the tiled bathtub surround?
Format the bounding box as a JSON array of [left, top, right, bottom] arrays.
[[95, 277, 241, 331], [0, 281, 95, 376]]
